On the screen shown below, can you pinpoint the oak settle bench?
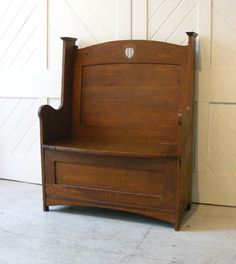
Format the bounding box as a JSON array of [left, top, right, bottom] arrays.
[[38, 32, 197, 230]]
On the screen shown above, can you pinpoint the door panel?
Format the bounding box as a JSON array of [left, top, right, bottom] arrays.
[[1, 0, 235, 206], [0, 0, 128, 183]]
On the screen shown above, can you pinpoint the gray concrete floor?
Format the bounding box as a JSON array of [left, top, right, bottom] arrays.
[[0, 179, 236, 264]]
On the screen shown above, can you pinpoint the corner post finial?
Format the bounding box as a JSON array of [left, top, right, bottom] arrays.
[[186, 32, 198, 45], [60, 37, 77, 44]]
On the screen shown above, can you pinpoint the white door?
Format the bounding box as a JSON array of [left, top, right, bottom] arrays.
[[0, 0, 131, 183], [195, 0, 236, 206], [1, 0, 236, 207], [143, 0, 236, 206]]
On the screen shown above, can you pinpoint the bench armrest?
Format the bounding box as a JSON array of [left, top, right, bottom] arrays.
[[38, 104, 71, 144], [38, 37, 77, 145]]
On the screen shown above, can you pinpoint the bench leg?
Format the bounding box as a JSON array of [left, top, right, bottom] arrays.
[[186, 203, 191, 211], [43, 205, 49, 211]]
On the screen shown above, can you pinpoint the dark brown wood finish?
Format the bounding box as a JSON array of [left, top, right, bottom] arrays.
[[39, 33, 197, 230]]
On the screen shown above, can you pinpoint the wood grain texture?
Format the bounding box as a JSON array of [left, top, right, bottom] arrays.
[[81, 64, 180, 129], [55, 162, 166, 196], [39, 33, 197, 230], [44, 138, 178, 158], [38, 37, 77, 144]]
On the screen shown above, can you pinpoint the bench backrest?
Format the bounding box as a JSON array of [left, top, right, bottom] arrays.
[[62, 35, 196, 144]]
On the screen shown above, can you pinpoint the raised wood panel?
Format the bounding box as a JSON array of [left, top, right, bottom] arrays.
[[44, 149, 177, 211], [55, 162, 166, 196], [81, 64, 181, 130]]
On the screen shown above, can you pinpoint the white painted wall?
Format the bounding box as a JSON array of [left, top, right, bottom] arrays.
[[0, 0, 235, 206]]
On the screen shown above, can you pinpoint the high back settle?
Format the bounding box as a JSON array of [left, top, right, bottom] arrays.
[[73, 40, 184, 144], [39, 33, 197, 230]]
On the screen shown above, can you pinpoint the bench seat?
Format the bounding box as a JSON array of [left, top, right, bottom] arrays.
[[44, 138, 178, 159]]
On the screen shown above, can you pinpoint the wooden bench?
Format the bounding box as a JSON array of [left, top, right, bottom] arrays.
[[38, 32, 197, 230]]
